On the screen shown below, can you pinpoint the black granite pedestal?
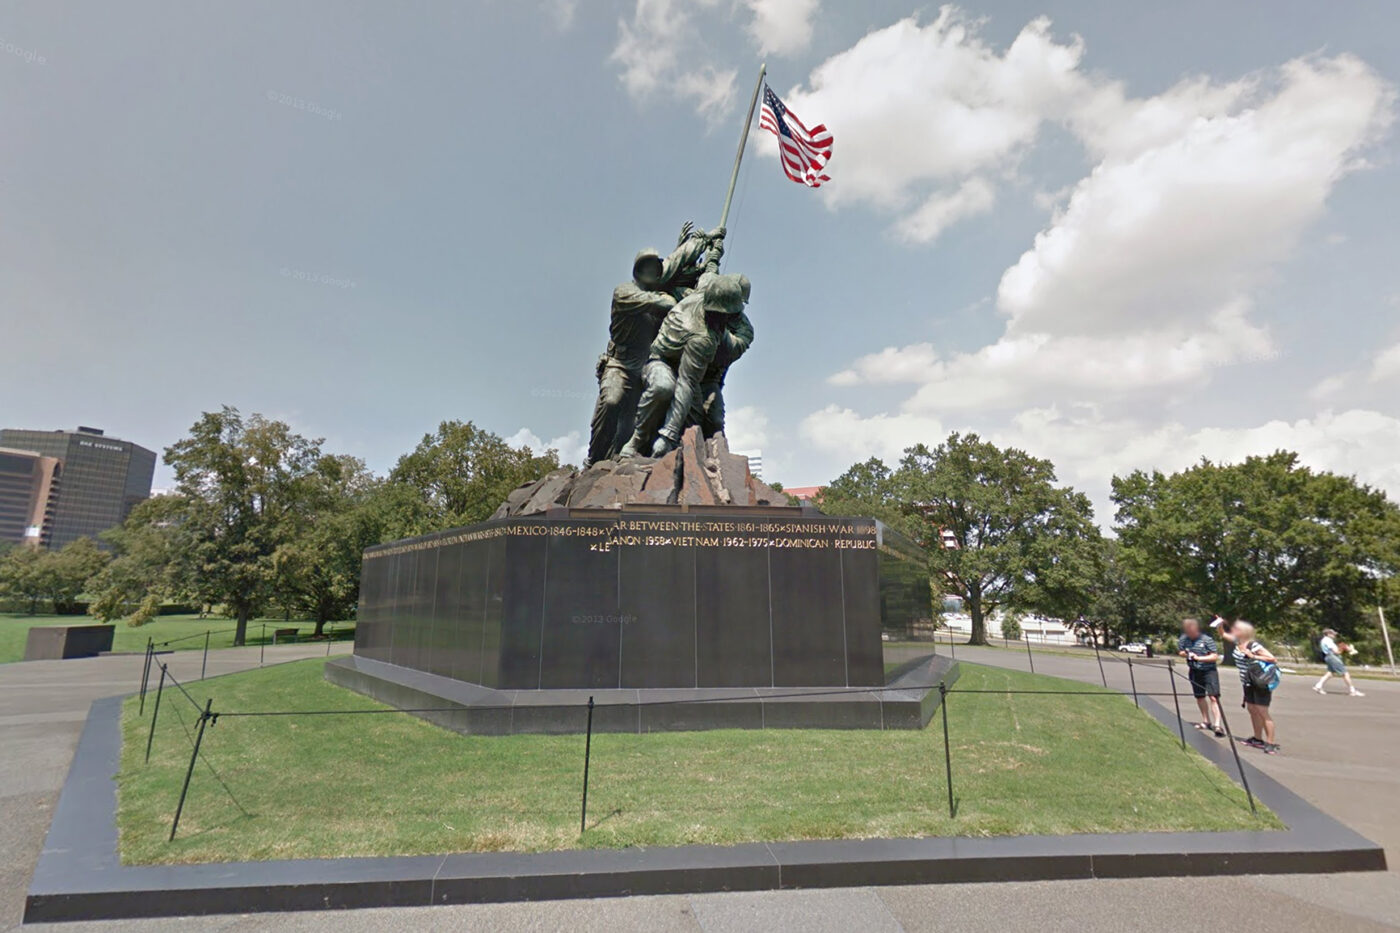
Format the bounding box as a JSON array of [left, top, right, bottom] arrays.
[[24, 624, 115, 660], [334, 504, 935, 732]]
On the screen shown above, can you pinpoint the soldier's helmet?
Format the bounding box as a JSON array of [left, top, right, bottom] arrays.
[[737, 274, 751, 303], [701, 273, 746, 315], [632, 249, 664, 285]]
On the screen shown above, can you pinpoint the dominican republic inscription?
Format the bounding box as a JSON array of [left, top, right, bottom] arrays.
[[354, 510, 928, 692], [364, 517, 880, 558]]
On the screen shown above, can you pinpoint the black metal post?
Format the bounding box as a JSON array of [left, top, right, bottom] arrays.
[[259, 623, 265, 666], [1091, 637, 1108, 688], [1127, 658, 1139, 708], [200, 631, 210, 681], [1023, 632, 1035, 674], [948, 627, 956, 661], [326, 625, 333, 656], [170, 699, 213, 841], [1216, 703, 1257, 815], [938, 682, 954, 818], [580, 696, 595, 834], [144, 663, 167, 763], [138, 638, 154, 715], [1167, 660, 1186, 749]]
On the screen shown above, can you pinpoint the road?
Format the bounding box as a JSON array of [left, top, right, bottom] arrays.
[[2, 642, 1396, 932]]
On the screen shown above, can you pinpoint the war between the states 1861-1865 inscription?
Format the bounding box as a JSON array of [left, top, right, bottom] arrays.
[[351, 507, 930, 692]]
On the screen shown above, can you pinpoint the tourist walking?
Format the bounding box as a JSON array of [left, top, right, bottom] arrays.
[[1177, 618, 1224, 737], [1313, 628, 1365, 697], [1231, 621, 1280, 754]]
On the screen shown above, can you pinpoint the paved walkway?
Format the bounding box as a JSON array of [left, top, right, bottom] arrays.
[[2, 643, 1395, 932]]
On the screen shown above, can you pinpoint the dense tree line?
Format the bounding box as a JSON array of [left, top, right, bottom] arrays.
[[0, 407, 561, 643], [6, 409, 1396, 660], [823, 437, 1400, 655]]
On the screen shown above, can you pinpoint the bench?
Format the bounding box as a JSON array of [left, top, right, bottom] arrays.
[[273, 628, 300, 645]]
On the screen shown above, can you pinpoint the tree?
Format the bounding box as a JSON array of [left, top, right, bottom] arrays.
[[272, 455, 395, 635], [89, 496, 186, 625], [817, 458, 918, 536], [895, 434, 1100, 646], [1065, 539, 1194, 648], [1113, 452, 1400, 644], [44, 537, 109, 614], [163, 407, 324, 645], [388, 421, 561, 532], [0, 546, 50, 614]]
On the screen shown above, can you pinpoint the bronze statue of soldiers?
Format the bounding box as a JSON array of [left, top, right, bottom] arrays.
[[620, 272, 748, 458], [585, 224, 722, 464], [693, 274, 753, 438]]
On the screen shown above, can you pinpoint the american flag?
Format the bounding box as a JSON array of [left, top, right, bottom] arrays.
[[758, 84, 832, 188]]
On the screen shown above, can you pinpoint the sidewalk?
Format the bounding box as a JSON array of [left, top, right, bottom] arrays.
[[3, 643, 1396, 932]]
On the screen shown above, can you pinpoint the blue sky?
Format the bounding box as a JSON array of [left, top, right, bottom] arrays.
[[3, 1, 1398, 522]]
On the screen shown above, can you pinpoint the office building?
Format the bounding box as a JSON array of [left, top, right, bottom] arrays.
[[0, 427, 156, 549], [736, 449, 763, 480], [0, 448, 62, 547]]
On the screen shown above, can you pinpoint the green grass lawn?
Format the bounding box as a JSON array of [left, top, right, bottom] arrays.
[[116, 659, 1275, 865], [0, 613, 353, 664]]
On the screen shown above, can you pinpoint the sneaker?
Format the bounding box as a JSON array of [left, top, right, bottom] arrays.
[[1312, 684, 1326, 695], [1242, 736, 1265, 748], [1350, 689, 1366, 697], [1264, 743, 1280, 755], [1214, 727, 1226, 738]]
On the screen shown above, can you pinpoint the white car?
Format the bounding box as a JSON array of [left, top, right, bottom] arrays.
[[1116, 642, 1149, 654]]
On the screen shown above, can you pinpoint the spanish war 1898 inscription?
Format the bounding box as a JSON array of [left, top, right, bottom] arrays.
[[352, 508, 928, 691]]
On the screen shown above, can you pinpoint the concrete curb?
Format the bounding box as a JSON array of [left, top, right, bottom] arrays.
[[23, 687, 1385, 922]]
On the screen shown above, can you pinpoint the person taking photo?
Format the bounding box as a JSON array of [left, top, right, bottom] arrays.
[[1178, 617, 1224, 737]]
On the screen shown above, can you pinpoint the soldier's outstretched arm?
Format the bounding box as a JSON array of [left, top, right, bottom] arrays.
[[659, 234, 708, 285]]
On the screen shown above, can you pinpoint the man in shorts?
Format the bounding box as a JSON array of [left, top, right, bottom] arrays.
[[1313, 628, 1365, 697], [1177, 618, 1224, 737], [1232, 621, 1279, 754]]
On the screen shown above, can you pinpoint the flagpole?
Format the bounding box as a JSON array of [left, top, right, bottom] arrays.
[[719, 62, 766, 234]]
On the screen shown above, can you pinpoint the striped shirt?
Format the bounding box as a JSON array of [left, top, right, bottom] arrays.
[[1234, 639, 1266, 684], [1178, 632, 1217, 671]]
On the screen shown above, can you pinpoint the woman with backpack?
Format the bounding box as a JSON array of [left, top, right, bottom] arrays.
[[1232, 621, 1280, 754], [1313, 628, 1365, 697]]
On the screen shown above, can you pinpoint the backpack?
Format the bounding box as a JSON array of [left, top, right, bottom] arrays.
[[1248, 658, 1281, 691], [1312, 636, 1326, 663]]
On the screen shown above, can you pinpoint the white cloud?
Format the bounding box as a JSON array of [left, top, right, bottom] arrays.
[[611, 0, 736, 120], [894, 177, 996, 244], [799, 403, 1400, 524], [507, 428, 587, 466], [723, 404, 770, 451], [828, 342, 940, 386], [905, 303, 1275, 412], [799, 405, 945, 464], [825, 45, 1391, 410], [834, 303, 1273, 411], [1308, 374, 1348, 400], [780, 10, 1093, 220], [744, 0, 818, 57], [543, 0, 577, 31], [1370, 341, 1400, 383], [992, 406, 1400, 521], [1000, 55, 1394, 340]]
